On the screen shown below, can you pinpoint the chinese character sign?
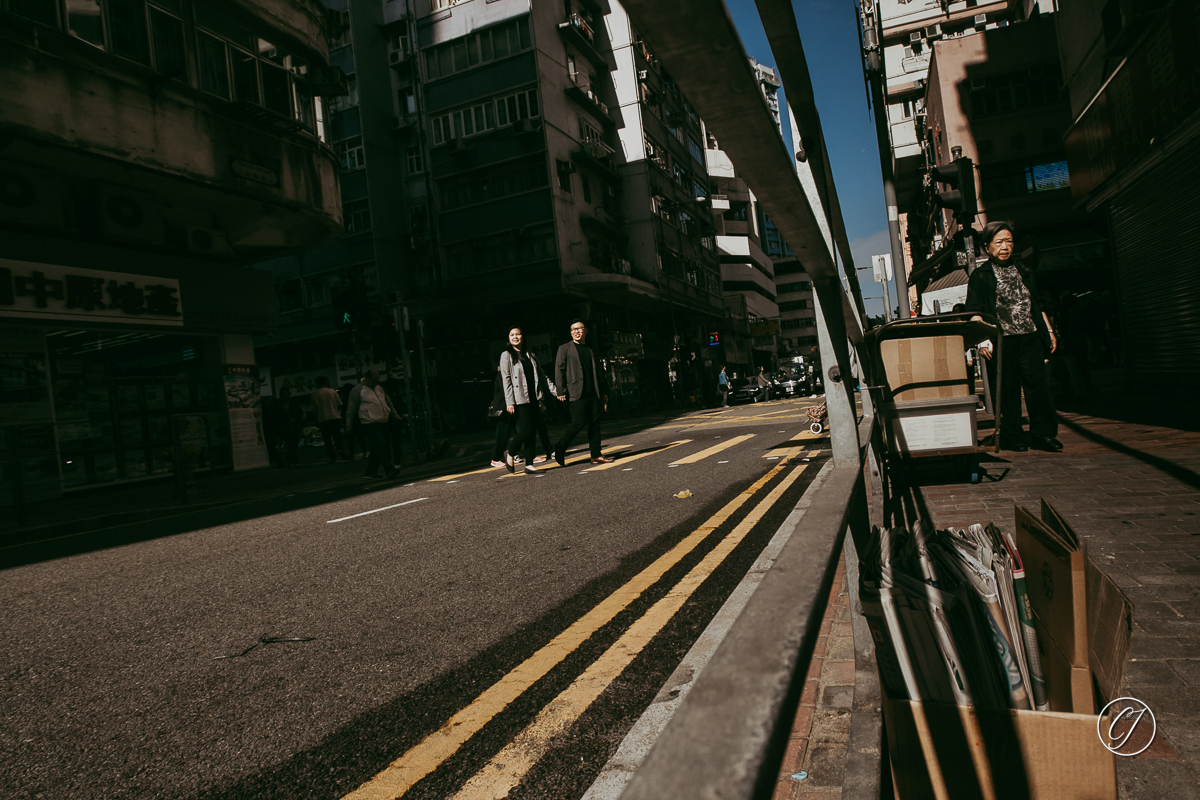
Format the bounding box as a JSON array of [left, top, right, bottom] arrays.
[[0, 259, 184, 326]]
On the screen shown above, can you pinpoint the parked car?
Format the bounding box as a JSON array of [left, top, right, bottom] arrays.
[[727, 377, 765, 404]]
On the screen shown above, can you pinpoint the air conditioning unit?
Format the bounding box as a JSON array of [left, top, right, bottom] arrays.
[[637, 70, 648, 81], [599, 101, 608, 115], [388, 49, 408, 68], [974, 13, 987, 25], [97, 186, 165, 246], [513, 117, 539, 134], [909, 31, 923, 42], [445, 136, 463, 151], [970, 77, 986, 90], [310, 65, 349, 96], [925, 23, 942, 38], [618, 259, 631, 275], [186, 226, 235, 257], [557, 159, 577, 174], [393, 115, 411, 132], [0, 161, 66, 229]]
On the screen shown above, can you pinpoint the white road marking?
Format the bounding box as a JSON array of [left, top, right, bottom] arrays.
[[326, 497, 428, 523]]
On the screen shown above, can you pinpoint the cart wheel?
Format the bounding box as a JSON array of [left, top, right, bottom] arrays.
[[810, 422, 823, 435], [969, 471, 981, 484], [969, 457, 982, 484]]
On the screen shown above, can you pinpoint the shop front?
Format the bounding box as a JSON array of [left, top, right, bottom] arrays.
[[1, 249, 276, 507]]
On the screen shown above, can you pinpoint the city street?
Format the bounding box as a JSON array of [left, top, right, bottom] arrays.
[[1, 398, 829, 800]]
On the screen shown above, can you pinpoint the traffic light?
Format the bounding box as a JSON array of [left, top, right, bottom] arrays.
[[331, 286, 368, 330], [932, 156, 977, 224]]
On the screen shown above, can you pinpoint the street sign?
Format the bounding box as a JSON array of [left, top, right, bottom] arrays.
[[871, 253, 892, 283]]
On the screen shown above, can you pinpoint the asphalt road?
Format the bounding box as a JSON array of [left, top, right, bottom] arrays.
[[0, 398, 830, 800]]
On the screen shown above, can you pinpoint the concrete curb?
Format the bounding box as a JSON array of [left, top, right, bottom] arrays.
[[581, 460, 836, 800]]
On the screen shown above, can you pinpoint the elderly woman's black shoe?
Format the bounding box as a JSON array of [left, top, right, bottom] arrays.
[[1030, 436, 1063, 452]]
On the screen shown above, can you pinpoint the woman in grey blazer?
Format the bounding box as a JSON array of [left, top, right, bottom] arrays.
[[500, 327, 550, 474]]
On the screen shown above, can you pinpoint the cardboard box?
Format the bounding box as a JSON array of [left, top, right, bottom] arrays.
[[882, 687, 1118, 800], [885, 395, 979, 452], [880, 502, 1134, 798], [879, 335, 970, 402]]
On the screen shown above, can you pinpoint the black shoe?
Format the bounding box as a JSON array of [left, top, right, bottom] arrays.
[[364, 472, 379, 479], [554, 450, 566, 467], [504, 450, 515, 474], [1003, 443, 1029, 453], [1030, 436, 1063, 452]]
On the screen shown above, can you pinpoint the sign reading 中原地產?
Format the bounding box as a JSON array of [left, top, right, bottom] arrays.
[[0, 259, 184, 326]]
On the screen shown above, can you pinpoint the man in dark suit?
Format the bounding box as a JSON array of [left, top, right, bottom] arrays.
[[553, 319, 612, 466]]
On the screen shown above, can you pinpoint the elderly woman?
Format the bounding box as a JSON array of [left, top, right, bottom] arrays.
[[500, 326, 551, 474], [965, 221, 1061, 452]]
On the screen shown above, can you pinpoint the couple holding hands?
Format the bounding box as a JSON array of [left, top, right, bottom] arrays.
[[496, 319, 613, 474]]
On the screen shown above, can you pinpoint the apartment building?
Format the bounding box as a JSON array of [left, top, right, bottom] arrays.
[[1, 0, 342, 502], [254, 0, 747, 423]]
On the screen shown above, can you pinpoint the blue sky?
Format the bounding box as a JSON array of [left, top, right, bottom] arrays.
[[726, 0, 892, 316]]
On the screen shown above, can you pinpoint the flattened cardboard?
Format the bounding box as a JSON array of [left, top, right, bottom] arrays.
[[880, 336, 970, 402], [1039, 623, 1095, 714], [882, 686, 1116, 800], [1086, 556, 1133, 704], [1014, 504, 1089, 667]]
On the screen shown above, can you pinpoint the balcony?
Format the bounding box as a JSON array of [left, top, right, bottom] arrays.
[[573, 141, 618, 182], [565, 77, 614, 128], [558, 14, 606, 68]]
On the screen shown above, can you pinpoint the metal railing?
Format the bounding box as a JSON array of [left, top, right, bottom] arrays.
[[612, 0, 885, 797]]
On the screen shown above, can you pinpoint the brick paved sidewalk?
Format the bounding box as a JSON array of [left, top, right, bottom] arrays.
[[906, 409, 1200, 798]]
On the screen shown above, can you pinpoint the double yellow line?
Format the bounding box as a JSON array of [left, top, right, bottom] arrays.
[[344, 453, 809, 800]]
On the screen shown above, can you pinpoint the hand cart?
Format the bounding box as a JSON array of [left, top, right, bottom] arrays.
[[862, 312, 1001, 487], [805, 402, 827, 434]]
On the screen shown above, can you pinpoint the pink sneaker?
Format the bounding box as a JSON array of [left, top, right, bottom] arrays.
[[490, 460, 505, 468], [533, 455, 548, 464]]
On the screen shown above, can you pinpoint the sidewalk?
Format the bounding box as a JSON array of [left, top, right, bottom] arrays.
[[912, 407, 1200, 797]]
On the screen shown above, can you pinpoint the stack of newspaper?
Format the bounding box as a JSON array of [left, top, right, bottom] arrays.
[[860, 521, 1049, 709]]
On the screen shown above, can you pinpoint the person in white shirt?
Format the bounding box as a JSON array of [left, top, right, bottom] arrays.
[[310, 375, 345, 464], [346, 369, 401, 479]]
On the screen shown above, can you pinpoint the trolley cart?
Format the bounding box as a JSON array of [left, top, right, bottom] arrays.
[[862, 312, 1001, 486], [805, 402, 827, 435]]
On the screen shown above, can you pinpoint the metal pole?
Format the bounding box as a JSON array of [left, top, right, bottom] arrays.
[[394, 306, 419, 462], [416, 318, 433, 452], [859, 1, 911, 318]]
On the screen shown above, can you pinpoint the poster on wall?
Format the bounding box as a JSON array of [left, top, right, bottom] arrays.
[[222, 365, 270, 471]]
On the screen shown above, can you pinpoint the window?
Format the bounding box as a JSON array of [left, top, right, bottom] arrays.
[[303, 272, 338, 306], [776, 280, 812, 294], [327, 8, 350, 48], [672, 162, 687, 187], [406, 146, 424, 175], [692, 180, 707, 201], [582, 176, 592, 203], [410, 203, 427, 233], [331, 74, 358, 113], [343, 199, 371, 234], [778, 300, 811, 312], [724, 203, 749, 222], [443, 223, 557, 279], [437, 156, 548, 211], [688, 137, 704, 165], [433, 88, 537, 144], [782, 317, 815, 330], [5, 0, 60, 26], [970, 64, 1063, 119], [578, 117, 603, 145], [337, 136, 365, 171], [495, 88, 539, 126], [556, 160, 573, 192], [275, 278, 303, 313], [979, 155, 1070, 200], [423, 18, 531, 81]]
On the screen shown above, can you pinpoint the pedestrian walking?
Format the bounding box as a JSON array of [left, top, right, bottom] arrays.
[[718, 366, 729, 407], [276, 386, 302, 466], [755, 367, 770, 403], [965, 221, 1062, 453], [346, 369, 402, 478], [310, 376, 346, 464], [487, 368, 514, 468], [500, 327, 552, 475], [552, 319, 612, 466], [339, 382, 367, 460]]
